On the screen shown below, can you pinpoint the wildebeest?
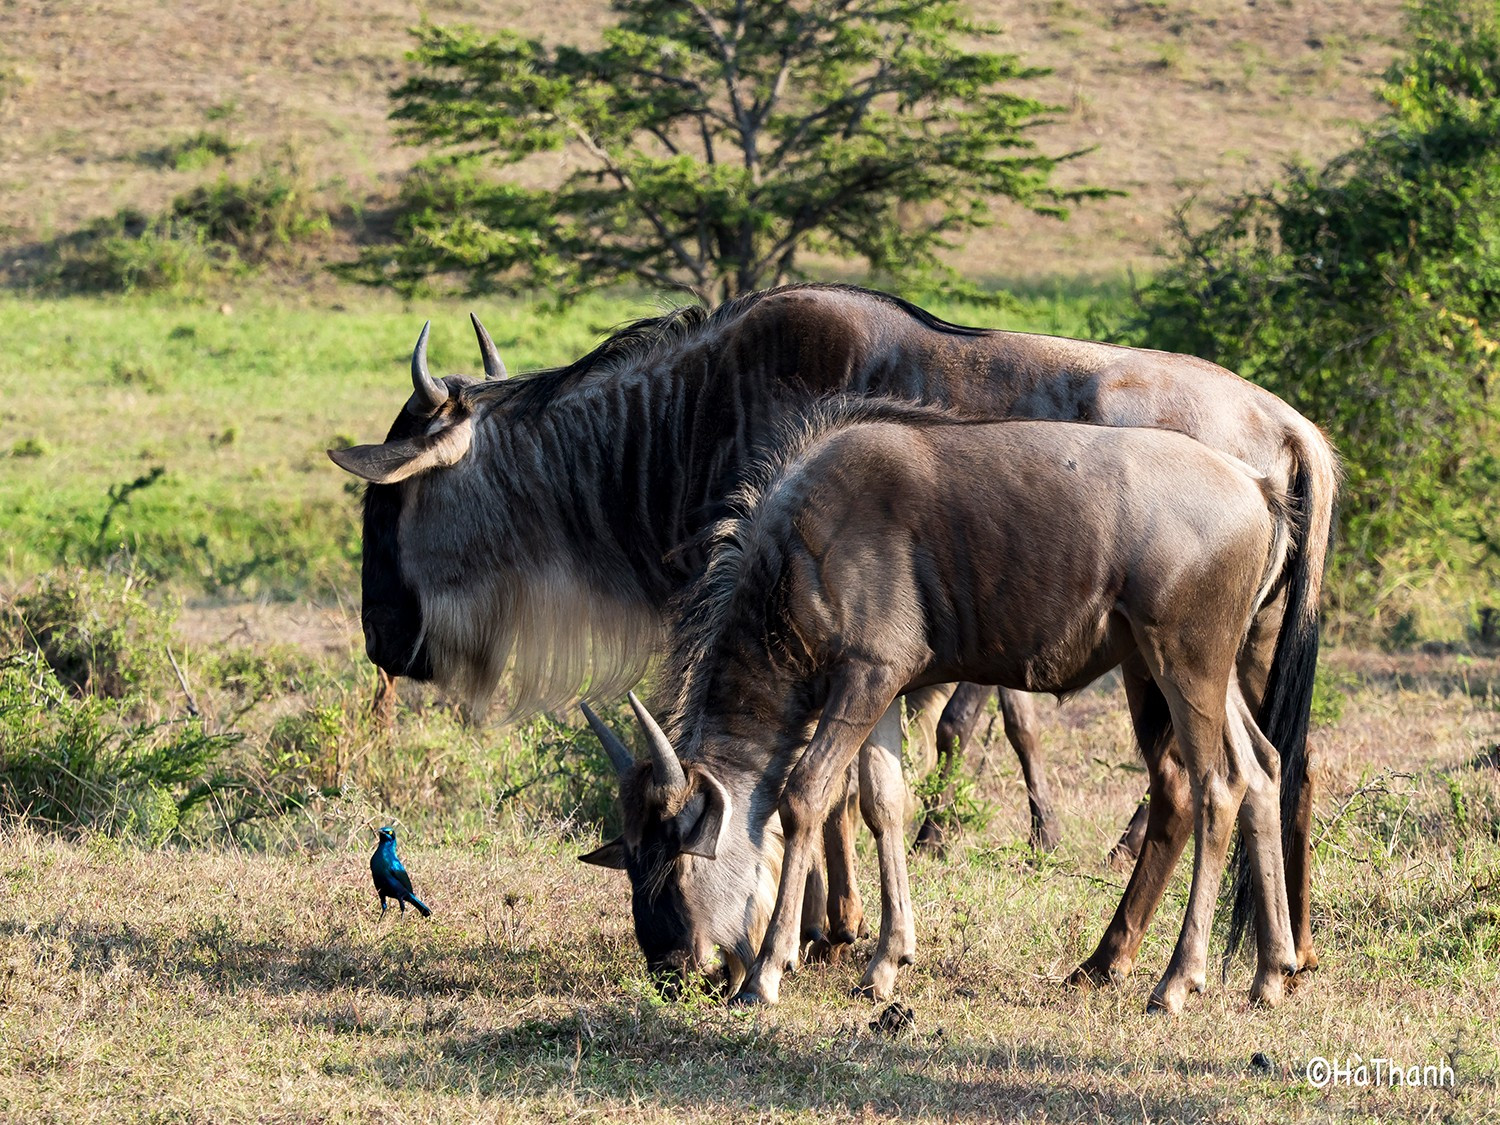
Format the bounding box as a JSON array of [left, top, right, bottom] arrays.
[[326, 283, 1335, 983], [582, 401, 1306, 1011]]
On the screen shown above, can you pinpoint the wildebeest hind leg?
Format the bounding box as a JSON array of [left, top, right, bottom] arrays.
[[1069, 662, 1191, 989], [810, 766, 864, 963], [1147, 665, 1246, 1015], [998, 689, 1060, 852], [1287, 741, 1318, 975], [1227, 685, 1297, 1007], [855, 703, 916, 1000], [1238, 585, 1319, 975]]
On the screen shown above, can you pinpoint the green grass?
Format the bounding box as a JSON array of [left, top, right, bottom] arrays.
[[0, 285, 1123, 598]]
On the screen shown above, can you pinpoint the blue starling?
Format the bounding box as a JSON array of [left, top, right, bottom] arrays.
[[370, 826, 432, 918]]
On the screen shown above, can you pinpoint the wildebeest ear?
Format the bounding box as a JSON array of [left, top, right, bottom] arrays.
[[679, 770, 731, 860], [327, 418, 474, 484], [578, 836, 627, 869]]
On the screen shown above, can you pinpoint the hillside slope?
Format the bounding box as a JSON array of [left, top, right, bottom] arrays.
[[0, 0, 1403, 283]]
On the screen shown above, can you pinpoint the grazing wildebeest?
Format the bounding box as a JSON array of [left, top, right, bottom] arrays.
[[582, 402, 1305, 1012], [327, 283, 1335, 985]]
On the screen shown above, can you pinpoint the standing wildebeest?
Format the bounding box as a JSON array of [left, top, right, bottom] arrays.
[[326, 283, 1335, 988], [582, 402, 1304, 1012]]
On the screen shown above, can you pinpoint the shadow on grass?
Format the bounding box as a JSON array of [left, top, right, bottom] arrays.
[[1331, 650, 1500, 700], [0, 914, 584, 1001], [334, 1002, 1254, 1122]]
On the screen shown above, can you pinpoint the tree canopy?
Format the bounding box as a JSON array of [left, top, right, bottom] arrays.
[[348, 0, 1105, 303]]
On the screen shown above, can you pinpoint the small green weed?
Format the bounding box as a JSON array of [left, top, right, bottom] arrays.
[[146, 129, 241, 171]]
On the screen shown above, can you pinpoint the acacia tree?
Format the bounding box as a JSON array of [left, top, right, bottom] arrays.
[[352, 0, 1103, 303]]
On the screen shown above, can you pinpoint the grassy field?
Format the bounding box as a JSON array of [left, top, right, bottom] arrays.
[[1, 649, 1496, 1122]]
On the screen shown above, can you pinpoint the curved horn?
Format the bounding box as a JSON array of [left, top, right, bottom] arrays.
[[579, 701, 635, 778], [410, 320, 449, 411], [628, 691, 685, 791], [470, 313, 508, 380]]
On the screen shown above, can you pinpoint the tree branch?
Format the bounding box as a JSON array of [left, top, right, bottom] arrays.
[[566, 122, 708, 285]]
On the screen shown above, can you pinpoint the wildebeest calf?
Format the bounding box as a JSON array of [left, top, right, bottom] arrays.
[[582, 401, 1308, 1013]]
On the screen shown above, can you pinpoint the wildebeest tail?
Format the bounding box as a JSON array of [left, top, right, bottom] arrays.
[[1227, 429, 1337, 959]]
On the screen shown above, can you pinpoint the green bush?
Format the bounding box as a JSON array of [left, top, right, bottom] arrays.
[[37, 166, 331, 294], [4, 570, 176, 699], [0, 651, 240, 844], [172, 167, 331, 259], [1122, 0, 1500, 635], [44, 214, 219, 294]]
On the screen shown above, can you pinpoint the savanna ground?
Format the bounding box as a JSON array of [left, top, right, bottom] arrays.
[[4, 0, 1500, 1120], [1, 642, 1496, 1122]]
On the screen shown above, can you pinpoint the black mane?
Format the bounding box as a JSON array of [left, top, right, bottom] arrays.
[[461, 284, 990, 420]]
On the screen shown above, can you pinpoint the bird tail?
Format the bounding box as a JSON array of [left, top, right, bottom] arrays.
[[409, 894, 432, 918]]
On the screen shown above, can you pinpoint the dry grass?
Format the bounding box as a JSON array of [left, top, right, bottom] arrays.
[[2, 649, 1496, 1122], [0, 0, 1403, 283]]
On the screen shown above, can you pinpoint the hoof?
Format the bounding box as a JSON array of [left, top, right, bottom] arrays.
[[1249, 973, 1288, 1009], [1066, 961, 1125, 990], [912, 816, 950, 857], [870, 1002, 916, 1036], [806, 936, 851, 965], [1286, 966, 1318, 998], [1146, 991, 1183, 1016], [1030, 814, 1061, 853], [1297, 947, 1320, 974]]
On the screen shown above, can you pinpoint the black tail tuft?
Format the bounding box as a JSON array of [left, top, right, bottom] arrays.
[[1227, 460, 1321, 959]]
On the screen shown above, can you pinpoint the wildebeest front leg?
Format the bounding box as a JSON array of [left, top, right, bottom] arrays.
[[913, 682, 986, 853], [855, 703, 916, 1000], [801, 828, 830, 955], [733, 665, 904, 1006], [1106, 801, 1150, 873]]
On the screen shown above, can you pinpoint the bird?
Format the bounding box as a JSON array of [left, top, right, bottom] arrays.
[[370, 826, 432, 918]]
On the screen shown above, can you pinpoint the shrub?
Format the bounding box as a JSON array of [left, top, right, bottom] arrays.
[[37, 166, 330, 294], [172, 167, 331, 260], [151, 129, 241, 171], [0, 651, 240, 845], [1122, 0, 1500, 633], [4, 570, 175, 699], [44, 214, 219, 294]]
